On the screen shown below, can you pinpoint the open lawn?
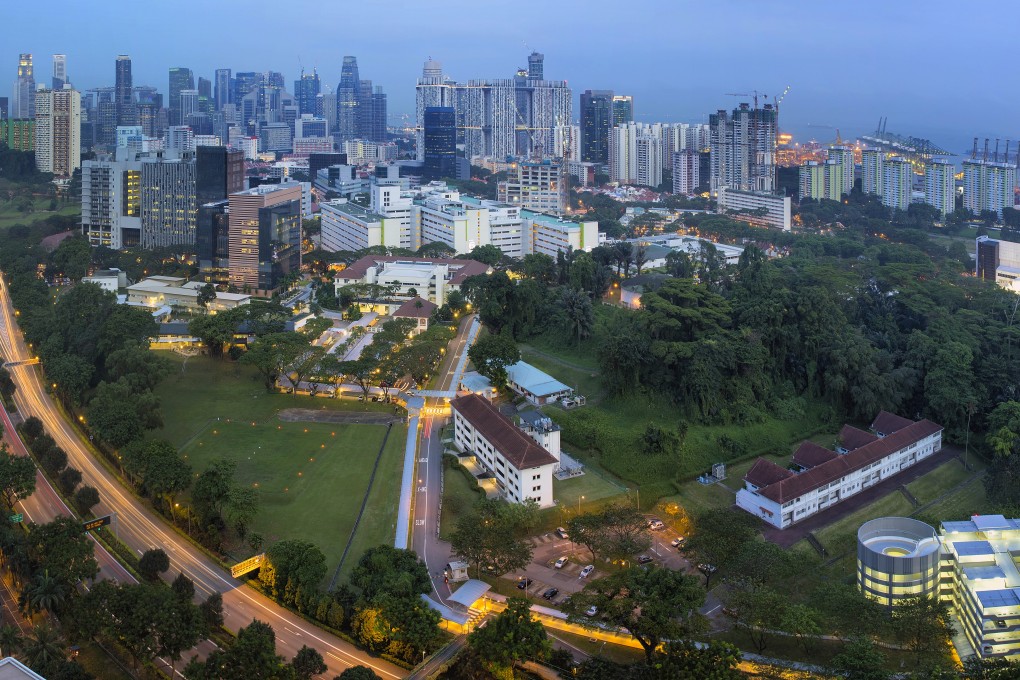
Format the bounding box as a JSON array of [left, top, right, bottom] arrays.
[[156, 353, 405, 581], [0, 197, 79, 229], [813, 492, 915, 558], [916, 475, 989, 523], [440, 457, 485, 541], [906, 457, 973, 505]]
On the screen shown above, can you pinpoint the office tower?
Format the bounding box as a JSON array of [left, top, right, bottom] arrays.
[[861, 149, 884, 196], [141, 153, 197, 248], [214, 68, 231, 110], [612, 95, 634, 126], [799, 160, 843, 201], [168, 67, 194, 126], [423, 107, 456, 179], [12, 54, 36, 119], [295, 114, 328, 139], [580, 90, 613, 164], [497, 160, 567, 214], [179, 89, 199, 123], [52, 54, 67, 90], [197, 77, 212, 113], [609, 123, 662, 187], [963, 159, 1016, 218], [82, 156, 143, 248], [227, 184, 302, 292], [294, 69, 320, 115], [114, 55, 136, 126], [828, 145, 855, 194], [924, 159, 956, 217], [165, 126, 195, 152], [368, 85, 387, 142], [259, 123, 292, 152], [882, 157, 912, 211], [415, 59, 454, 159], [233, 72, 258, 109], [34, 87, 81, 176], [528, 51, 544, 80], [336, 56, 360, 143], [196, 145, 244, 205], [197, 200, 230, 283], [709, 103, 778, 194], [673, 150, 700, 195]]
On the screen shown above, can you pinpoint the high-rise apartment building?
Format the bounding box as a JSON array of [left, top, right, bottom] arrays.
[[673, 150, 700, 196], [141, 153, 197, 248], [12, 54, 35, 119], [34, 87, 80, 176], [415, 59, 454, 160], [115, 56, 136, 126], [423, 107, 456, 180], [709, 103, 778, 195], [799, 160, 843, 201], [828, 145, 856, 194], [612, 95, 634, 126], [165, 126, 195, 152], [527, 52, 544, 80], [498, 160, 568, 214], [0, 118, 34, 151], [882, 157, 913, 211], [610, 123, 662, 187], [861, 149, 884, 197], [214, 68, 231, 111], [963, 159, 1016, 218], [294, 69, 320, 116], [580, 90, 613, 164], [924, 159, 956, 217], [168, 67, 194, 126], [227, 184, 302, 292], [553, 124, 579, 162], [51, 54, 67, 90]]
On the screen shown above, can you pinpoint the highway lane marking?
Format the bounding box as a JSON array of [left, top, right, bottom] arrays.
[[284, 626, 301, 636], [707, 604, 721, 615]]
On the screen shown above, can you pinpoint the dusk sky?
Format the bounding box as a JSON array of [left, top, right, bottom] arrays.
[[5, 0, 1015, 153]]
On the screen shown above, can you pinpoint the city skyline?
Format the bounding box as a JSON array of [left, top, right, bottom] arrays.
[[3, 0, 1017, 153]]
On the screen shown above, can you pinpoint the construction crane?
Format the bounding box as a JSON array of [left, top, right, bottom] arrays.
[[773, 86, 791, 114], [725, 90, 765, 108]]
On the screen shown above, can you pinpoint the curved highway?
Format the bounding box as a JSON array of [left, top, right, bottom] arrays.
[[0, 275, 403, 679]]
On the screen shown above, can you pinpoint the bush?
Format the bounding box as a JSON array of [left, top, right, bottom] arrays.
[[138, 548, 170, 581], [58, 467, 82, 494], [73, 485, 100, 515]]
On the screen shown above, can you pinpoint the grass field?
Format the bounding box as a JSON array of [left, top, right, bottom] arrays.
[[0, 197, 79, 229], [907, 457, 972, 505], [814, 492, 915, 557], [917, 476, 989, 522], [440, 457, 485, 541], [154, 354, 406, 581]]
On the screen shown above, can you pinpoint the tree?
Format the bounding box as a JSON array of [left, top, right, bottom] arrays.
[[46, 353, 94, 406], [225, 486, 260, 539], [200, 592, 224, 630], [559, 287, 595, 347], [0, 447, 36, 508], [139, 548, 170, 581], [892, 596, 955, 665], [86, 379, 162, 448], [291, 646, 327, 679], [810, 582, 888, 640], [336, 667, 381, 680], [192, 458, 235, 526], [350, 546, 431, 600], [0, 624, 21, 657], [73, 485, 100, 516], [172, 572, 196, 602], [467, 332, 519, 390], [241, 332, 312, 390], [25, 516, 98, 588], [726, 586, 787, 654], [654, 640, 743, 680], [829, 635, 889, 680], [258, 540, 327, 606], [682, 509, 759, 587], [197, 283, 217, 309], [22, 623, 65, 676], [57, 467, 82, 494], [780, 604, 822, 654], [0, 366, 15, 402], [468, 597, 549, 671], [21, 570, 68, 616], [185, 619, 291, 680], [564, 566, 706, 662], [189, 309, 242, 357], [104, 343, 171, 393], [123, 439, 191, 513], [467, 244, 503, 266], [50, 237, 91, 280], [450, 500, 535, 581], [566, 504, 651, 563]]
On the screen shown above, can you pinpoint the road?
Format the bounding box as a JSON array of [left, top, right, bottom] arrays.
[[0, 275, 403, 679]]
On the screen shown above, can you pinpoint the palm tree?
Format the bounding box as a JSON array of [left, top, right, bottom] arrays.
[[0, 624, 22, 657], [559, 288, 594, 348], [20, 571, 66, 616], [22, 624, 64, 673]]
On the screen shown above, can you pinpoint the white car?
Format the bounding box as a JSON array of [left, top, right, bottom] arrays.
[[554, 556, 568, 569], [556, 527, 569, 539], [585, 605, 598, 617], [579, 564, 595, 578]]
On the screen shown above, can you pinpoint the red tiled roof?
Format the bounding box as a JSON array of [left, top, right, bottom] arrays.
[[839, 425, 878, 451], [791, 442, 838, 469], [754, 418, 942, 505], [334, 255, 491, 286], [870, 411, 913, 436], [393, 297, 437, 319], [451, 394, 558, 470], [744, 458, 794, 488]]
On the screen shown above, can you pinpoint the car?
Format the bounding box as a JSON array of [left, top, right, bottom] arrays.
[[554, 556, 568, 569], [671, 537, 686, 548], [517, 577, 533, 589], [698, 563, 718, 574], [647, 518, 665, 531], [585, 605, 598, 617], [542, 587, 559, 600], [579, 564, 595, 578], [638, 555, 653, 564], [556, 527, 569, 539]]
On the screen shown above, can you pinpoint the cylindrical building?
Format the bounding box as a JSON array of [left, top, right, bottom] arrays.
[[857, 517, 941, 607]]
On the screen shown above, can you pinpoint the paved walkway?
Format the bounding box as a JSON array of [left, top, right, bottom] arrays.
[[277, 408, 399, 425]]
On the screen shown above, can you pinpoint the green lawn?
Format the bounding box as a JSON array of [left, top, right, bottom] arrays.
[[660, 482, 735, 518], [0, 197, 79, 229], [917, 477, 989, 523], [906, 458, 972, 505], [155, 354, 405, 581], [814, 492, 916, 557], [439, 457, 485, 541]]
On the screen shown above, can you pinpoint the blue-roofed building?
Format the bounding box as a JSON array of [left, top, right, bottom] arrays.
[[505, 361, 573, 406]]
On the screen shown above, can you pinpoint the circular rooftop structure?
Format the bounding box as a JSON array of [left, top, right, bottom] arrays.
[[857, 517, 940, 607]]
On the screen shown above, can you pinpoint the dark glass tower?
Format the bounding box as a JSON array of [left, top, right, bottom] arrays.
[[168, 67, 194, 126], [580, 89, 613, 164], [294, 69, 321, 116], [528, 51, 544, 80], [214, 68, 231, 110], [197, 146, 245, 205], [423, 107, 456, 180], [197, 77, 212, 113], [115, 55, 136, 126], [336, 56, 360, 142]]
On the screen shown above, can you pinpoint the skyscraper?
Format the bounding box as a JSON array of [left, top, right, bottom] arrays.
[[881, 157, 912, 211], [528, 52, 544, 80], [415, 59, 454, 160], [34, 87, 80, 176], [423, 106, 456, 180], [179, 89, 199, 122], [233, 72, 258, 110], [610, 123, 662, 187], [214, 68, 231, 111], [51, 54, 67, 90], [580, 90, 613, 164], [228, 184, 302, 292], [924, 159, 956, 217], [612, 96, 634, 126], [197, 77, 212, 113], [115, 55, 136, 126], [673, 150, 700, 195], [336, 57, 360, 143], [963, 159, 1016, 218], [861, 149, 884, 197], [356, 81, 387, 142], [12, 54, 36, 119], [168, 67, 194, 126], [294, 69, 320, 116], [708, 103, 778, 194], [141, 153, 197, 248], [196, 145, 245, 205]]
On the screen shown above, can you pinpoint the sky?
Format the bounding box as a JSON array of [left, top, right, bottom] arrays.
[[4, 0, 1017, 154]]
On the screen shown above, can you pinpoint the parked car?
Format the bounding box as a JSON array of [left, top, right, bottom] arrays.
[[517, 577, 533, 589], [638, 555, 653, 564], [698, 563, 718, 574], [585, 605, 598, 617], [647, 518, 665, 531], [556, 527, 569, 539], [579, 564, 595, 578], [671, 537, 686, 548], [542, 587, 559, 600], [554, 556, 568, 569]]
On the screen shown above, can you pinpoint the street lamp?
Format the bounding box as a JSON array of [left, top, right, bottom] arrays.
[[578, 495, 584, 514]]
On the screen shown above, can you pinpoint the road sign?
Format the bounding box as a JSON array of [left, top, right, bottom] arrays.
[[8, 514, 22, 523], [82, 515, 112, 532], [231, 553, 266, 578]]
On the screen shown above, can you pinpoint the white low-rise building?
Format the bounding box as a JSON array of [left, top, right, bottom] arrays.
[[717, 187, 792, 231], [452, 394, 559, 508], [320, 199, 399, 253], [522, 210, 598, 257], [125, 276, 251, 313], [736, 412, 943, 529], [334, 255, 490, 311], [506, 361, 573, 406], [82, 268, 127, 292]]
